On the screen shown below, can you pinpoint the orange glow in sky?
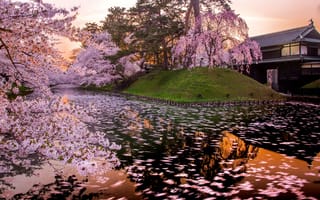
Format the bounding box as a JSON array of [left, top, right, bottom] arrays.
[[232, 0, 320, 36], [47, 0, 320, 56], [45, 0, 320, 35]]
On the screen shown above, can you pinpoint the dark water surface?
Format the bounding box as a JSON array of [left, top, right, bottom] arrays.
[[2, 88, 320, 199]]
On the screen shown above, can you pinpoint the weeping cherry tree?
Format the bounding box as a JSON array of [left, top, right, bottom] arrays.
[[172, 9, 262, 71]]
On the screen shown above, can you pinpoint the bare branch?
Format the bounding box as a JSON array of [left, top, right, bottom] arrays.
[[0, 38, 23, 81], [0, 38, 16, 67]]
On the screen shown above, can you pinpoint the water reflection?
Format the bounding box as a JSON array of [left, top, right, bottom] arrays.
[[123, 129, 259, 199], [233, 103, 320, 165], [2, 88, 319, 199], [0, 142, 47, 197]]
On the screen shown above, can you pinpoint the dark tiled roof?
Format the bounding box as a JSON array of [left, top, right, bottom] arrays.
[[251, 24, 314, 47]]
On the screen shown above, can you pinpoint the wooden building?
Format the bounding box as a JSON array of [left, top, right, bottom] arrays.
[[250, 21, 320, 93]]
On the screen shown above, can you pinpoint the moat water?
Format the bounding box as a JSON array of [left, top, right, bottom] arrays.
[[1, 88, 320, 199]]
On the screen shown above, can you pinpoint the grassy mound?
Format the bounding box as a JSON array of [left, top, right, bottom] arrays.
[[302, 79, 320, 89], [124, 67, 282, 102], [300, 79, 320, 97]]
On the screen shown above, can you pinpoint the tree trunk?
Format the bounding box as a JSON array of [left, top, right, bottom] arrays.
[[184, 3, 192, 33], [191, 0, 200, 19], [162, 40, 169, 69], [185, 0, 201, 33]]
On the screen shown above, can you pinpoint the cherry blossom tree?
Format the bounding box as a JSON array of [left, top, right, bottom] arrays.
[[172, 10, 262, 69], [68, 30, 144, 87], [118, 54, 145, 78], [0, 0, 121, 193], [230, 38, 262, 73], [68, 31, 121, 86], [0, 0, 80, 92], [185, 0, 231, 33]]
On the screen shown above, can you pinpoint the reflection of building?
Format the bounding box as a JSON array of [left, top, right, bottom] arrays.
[[250, 21, 320, 93]]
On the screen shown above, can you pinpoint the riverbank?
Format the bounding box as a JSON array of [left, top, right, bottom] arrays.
[[287, 95, 320, 105], [122, 92, 286, 107], [124, 68, 283, 102]]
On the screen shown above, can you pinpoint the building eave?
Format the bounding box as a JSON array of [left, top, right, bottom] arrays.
[[301, 38, 320, 43], [257, 56, 320, 64]]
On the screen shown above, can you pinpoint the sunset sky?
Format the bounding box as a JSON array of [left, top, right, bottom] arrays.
[[45, 0, 320, 35], [46, 0, 320, 55]]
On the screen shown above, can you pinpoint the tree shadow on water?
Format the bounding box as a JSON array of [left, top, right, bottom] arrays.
[[11, 175, 98, 200]]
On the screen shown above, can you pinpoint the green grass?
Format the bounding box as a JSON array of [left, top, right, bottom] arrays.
[[302, 79, 320, 89], [7, 85, 33, 100], [124, 67, 282, 102], [80, 84, 115, 91]]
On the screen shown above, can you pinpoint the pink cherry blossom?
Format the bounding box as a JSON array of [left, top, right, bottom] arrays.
[[0, 1, 121, 187], [172, 10, 262, 69]]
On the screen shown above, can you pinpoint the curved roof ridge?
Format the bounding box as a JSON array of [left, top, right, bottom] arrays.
[[251, 25, 310, 39], [251, 23, 315, 47]]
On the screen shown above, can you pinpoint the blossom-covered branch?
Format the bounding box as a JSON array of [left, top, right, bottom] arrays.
[[0, 1, 122, 190], [68, 31, 144, 87], [172, 10, 262, 69]]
